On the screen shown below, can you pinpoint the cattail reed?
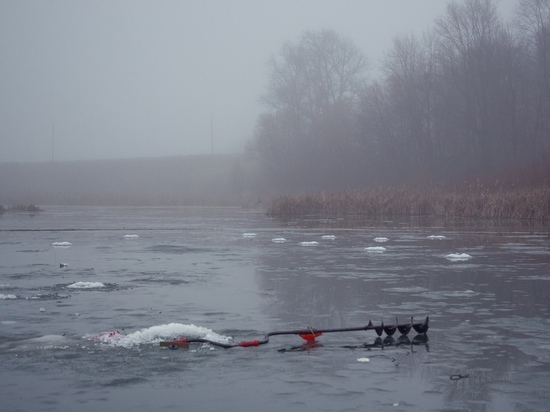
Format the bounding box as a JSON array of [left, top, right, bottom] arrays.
[[267, 187, 550, 223]]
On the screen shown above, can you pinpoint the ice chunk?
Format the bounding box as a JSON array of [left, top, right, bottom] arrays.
[[299, 241, 319, 246], [67, 282, 106, 289], [0, 293, 17, 300], [365, 246, 386, 252], [52, 241, 71, 247], [445, 253, 472, 261]]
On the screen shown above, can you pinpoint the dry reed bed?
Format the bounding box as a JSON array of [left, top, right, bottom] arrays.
[[268, 187, 550, 222]]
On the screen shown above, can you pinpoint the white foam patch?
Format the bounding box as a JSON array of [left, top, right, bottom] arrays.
[[445, 253, 472, 261], [67, 282, 106, 289], [322, 235, 336, 240], [124, 234, 139, 239], [52, 241, 72, 247], [86, 323, 231, 349], [242, 233, 257, 238], [365, 246, 386, 252], [428, 235, 446, 240], [272, 238, 287, 243], [0, 293, 17, 300], [357, 357, 370, 363], [374, 237, 388, 242], [300, 241, 319, 246]]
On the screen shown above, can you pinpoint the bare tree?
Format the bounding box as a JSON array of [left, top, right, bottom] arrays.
[[253, 29, 369, 191], [515, 0, 550, 159]]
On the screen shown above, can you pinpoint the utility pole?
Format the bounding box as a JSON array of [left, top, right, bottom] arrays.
[[51, 123, 55, 162], [211, 115, 214, 155]]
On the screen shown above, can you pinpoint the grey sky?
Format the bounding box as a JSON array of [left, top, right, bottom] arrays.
[[0, 0, 516, 163]]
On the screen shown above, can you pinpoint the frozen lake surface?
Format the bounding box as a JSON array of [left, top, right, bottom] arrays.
[[1, 206, 549, 411]]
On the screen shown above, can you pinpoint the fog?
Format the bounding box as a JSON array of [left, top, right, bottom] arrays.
[[0, 0, 516, 163]]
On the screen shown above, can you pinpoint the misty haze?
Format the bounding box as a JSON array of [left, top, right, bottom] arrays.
[[1, 1, 550, 412]]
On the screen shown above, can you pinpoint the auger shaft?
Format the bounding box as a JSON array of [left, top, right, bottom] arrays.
[[160, 316, 429, 349]]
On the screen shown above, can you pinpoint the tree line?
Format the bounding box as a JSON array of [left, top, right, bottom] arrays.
[[248, 0, 550, 193]]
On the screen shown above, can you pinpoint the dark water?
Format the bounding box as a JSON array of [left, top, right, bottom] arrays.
[[1, 206, 549, 412]]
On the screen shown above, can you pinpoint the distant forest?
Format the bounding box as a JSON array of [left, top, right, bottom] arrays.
[[2, 0, 550, 208], [248, 0, 550, 192]]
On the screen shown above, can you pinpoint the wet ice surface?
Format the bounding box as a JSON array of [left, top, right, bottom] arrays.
[[1, 206, 550, 411]]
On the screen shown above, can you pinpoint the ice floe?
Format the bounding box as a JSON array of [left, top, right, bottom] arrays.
[[124, 234, 139, 239], [300, 241, 319, 246], [272, 238, 287, 243], [374, 237, 389, 242], [67, 282, 106, 289], [51, 241, 71, 247], [384, 286, 429, 293], [445, 253, 472, 261], [86, 323, 231, 349], [365, 246, 386, 253], [0, 293, 17, 300]]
